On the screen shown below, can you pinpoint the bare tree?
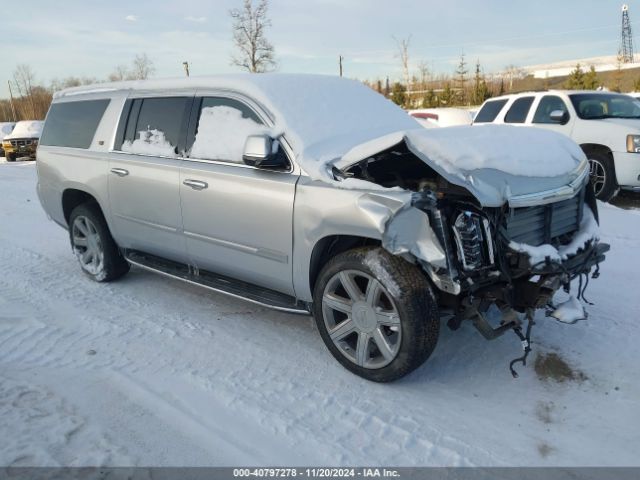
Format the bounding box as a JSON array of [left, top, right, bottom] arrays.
[[394, 35, 411, 89], [129, 54, 155, 80], [12, 65, 37, 119], [417, 60, 429, 92], [230, 0, 277, 73], [108, 65, 129, 82], [503, 64, 525, 91]]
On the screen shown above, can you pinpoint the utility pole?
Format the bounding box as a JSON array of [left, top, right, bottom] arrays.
[[183, 61, 190, 77], [7, 80, 17, 122], [339, 55, 343, 77]]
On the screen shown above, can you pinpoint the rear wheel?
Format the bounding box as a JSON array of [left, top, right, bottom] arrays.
[[69, 203, 129, 282], [312, 247, 439, 382], [588, 152, 618, 202]]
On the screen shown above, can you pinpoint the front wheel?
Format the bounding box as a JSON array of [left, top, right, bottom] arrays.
[[69, 203, 130, 282], [588, 152, 618, 202], [5, 153, 15, 162], [312, 247, 439, 382]]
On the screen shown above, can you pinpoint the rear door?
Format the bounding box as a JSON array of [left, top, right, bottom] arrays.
[[108, 95, 193, 262], [179, 95, 299, 295]]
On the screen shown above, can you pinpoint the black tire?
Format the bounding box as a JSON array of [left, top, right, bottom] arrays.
[[587, 151, 618, 202], [68, 203, 130, 282], [312, 246, 439, 382], [5, 153, 15, 162]]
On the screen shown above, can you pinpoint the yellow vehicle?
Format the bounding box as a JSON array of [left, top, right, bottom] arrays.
[[2, 120, 43, 161]]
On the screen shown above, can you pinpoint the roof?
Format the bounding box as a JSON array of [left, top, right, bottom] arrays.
[[56, 74, 419, 174], [487, 90, 629, 101]]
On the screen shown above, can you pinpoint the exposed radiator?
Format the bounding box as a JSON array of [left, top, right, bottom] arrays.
[[505, 189, 585, 246]]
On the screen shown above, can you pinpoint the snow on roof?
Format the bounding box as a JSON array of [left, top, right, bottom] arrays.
[[5, 121, 43, 140], [55, 74, 420, 169]]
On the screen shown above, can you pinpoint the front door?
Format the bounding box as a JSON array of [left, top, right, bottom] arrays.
[[179, 96, 298, 295]]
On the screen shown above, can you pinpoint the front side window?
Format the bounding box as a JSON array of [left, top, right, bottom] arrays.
[[504, 96, 534, 123], [533, 96, 569, 124], [121, 97, 191, 156], [474, 99, 508, 123], [569, 93, 640, 120], [40, 100, 110, 148], [188, 97, 267, 163]]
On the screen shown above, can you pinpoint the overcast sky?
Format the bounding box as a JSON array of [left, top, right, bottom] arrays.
[[1, 0, 633, 97]]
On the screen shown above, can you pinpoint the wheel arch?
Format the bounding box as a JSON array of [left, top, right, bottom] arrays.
[[62, 188, 104, 226], [580, 143, 613, 159], [308, 235, 381, 296]]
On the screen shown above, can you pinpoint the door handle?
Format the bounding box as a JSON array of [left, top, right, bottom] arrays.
[[183, 179, 208, 191], [110, 168, 129, 177]]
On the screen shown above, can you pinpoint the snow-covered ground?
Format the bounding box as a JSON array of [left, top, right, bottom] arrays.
[[1, 162, 639, 467]]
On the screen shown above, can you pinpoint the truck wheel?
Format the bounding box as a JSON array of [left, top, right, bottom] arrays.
[[5, 153, 15, 162], [312, 247, 439, 382], [588, 152, 618, 202], [68, 203, 130, 282]]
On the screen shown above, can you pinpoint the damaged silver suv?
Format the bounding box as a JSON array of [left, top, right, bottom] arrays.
[[36, 75, 608, 382]]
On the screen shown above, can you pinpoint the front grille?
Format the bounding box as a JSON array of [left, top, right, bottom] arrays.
[[505, 189, 584, 246], [9, 139, 33, 147]]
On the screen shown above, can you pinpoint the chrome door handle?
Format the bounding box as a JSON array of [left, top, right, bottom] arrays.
[[183, 179, 208, 191], [110, 168, 129, 177]]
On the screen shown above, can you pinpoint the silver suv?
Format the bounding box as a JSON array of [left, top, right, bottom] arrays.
[[36, 75, 608, 382]]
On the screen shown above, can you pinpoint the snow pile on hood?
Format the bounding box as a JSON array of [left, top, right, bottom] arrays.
[[122, 129, 176, 157], [5, 121, 43, 140], [190, 106, 269, 162], [404, 125, 584, 178]]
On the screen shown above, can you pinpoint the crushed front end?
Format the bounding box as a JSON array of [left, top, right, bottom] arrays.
[[413, 176, 608, 374]]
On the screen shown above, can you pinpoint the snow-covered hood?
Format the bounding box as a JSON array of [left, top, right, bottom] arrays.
[[333, 125, 588, 207], [5, 121, 43, 140]]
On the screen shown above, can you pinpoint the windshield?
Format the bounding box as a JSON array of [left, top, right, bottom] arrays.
[[569, 93, 640, 120]]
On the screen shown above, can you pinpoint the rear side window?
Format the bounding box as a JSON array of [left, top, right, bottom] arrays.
[[40, 100, 110, 148], [474, 99, 508, 123], [120, 97, 192, 157], [533, 96, 569, 124], [504, 97, 534, 123]]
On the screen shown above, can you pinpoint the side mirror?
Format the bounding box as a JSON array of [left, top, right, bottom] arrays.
[[242, 135, 287, 169], [549, 110, 569, 125]]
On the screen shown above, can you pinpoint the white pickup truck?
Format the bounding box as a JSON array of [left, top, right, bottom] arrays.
[[474, 90, 640, 201]]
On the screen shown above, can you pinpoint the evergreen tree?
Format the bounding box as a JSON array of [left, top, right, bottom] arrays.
[[583, 66, 599, 90], [422, 88, 437, 108], [440, 83, 454, 106], [391, 82, 407, 107], [611, 54, 624, 93], [454, 53, 468, 105], [565, 63, 585, 89], [471, 59, 490, 105]]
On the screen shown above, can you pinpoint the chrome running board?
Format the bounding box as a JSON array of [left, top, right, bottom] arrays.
[[125, 250, 311, 315]]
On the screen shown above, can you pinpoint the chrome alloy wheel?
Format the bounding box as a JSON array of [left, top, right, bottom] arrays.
[[589, 158, 606, 197], [321, 270, 401, 369], [71, 215, 105, 276]]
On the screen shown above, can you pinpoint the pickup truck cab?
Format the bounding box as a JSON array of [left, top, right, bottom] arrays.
[[36, 75, 607, 382], [474, 90, 640, 201]]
